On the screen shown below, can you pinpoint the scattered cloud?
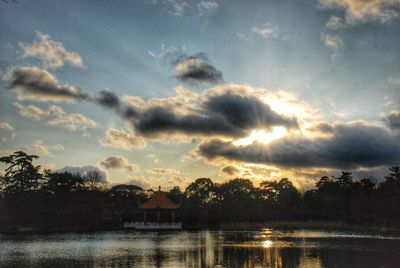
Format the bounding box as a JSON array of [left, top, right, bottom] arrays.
[[5, 66, 88, 102], [102, 128, 147, 150], [388, 76, 400, 88], [14, 103, 47, 120], [46, 105, 96, 132], [163, 0, 189, 16], [0, 122, 15, 145], [95, 90, 121, 110], [14, 103, 96, 132], [149, 46, 223, 84], [319, 0, 400, 25], [320, 33, 344, 61], [220, 165, 240, 176], [147, 167, 180, 175], [250, 23, 279, 39], [198, 0, 219, 16], [326, 15, 346, 29], [148, 44, 186, 61], [19, 32, 84, 69], [0, 122, 14, 131], [100, 155, 139, 172], [25, 139, 64, 156], [147, 154, 160, 164], [174, 53, 223, 84]]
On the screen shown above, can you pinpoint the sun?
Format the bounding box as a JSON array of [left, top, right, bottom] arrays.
[[234, 127, 288, 146]]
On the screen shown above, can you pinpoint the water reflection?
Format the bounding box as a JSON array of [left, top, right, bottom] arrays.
[[0, 229, 399, 267]]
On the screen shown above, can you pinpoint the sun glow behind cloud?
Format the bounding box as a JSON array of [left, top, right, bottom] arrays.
[[234, 127, 288, 146]]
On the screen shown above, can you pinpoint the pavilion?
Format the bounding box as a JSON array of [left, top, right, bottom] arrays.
[[138, 186, 180, 225]]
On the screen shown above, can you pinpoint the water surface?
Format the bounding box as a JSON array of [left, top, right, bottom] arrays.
[[0, 229, 399, 267]]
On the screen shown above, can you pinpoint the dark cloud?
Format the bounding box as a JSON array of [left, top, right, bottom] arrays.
[[128, 86, 298, 138], [100, 155, 139, 172], [307, 122, 334, 134], [96, 90, 120, 109], [7, 67, 88, 102], [157, 50, 223, 83], [385, 111, 400, 131], [198, 122, 400, 169], [203, 92, 297, 130], [173, 53, 223, 83], [221, 165, 240, 176], [133, 106, 244, 137], [4, 67, 296, 140]]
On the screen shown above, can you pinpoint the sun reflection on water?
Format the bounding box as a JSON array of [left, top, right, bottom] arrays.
[[262, 240, 273, 248]]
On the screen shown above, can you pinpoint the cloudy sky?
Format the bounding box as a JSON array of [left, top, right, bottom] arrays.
[[1, 0, 400, 190]]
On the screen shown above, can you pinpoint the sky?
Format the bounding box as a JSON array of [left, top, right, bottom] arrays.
[[1, 0, 400, 190]]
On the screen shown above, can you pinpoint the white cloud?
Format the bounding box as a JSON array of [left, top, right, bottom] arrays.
[[26, 139, 64, 156], [14, 103, 47, 120], [320, 33, 344, 61], [147, 167, 181, 175], [147, 154, 160, 164], [319, 0, 400, 25], [388, 77, 400, 88], [125, 176, 151, 189], [46, 105, 96, 132], [198, 0, 219, 16], [0, 122, 14, 131], [102, 128, 147, 150], [326, 16, 346, 29], [0, 122, 15, 145], [14, 103, 96, 132], [19, 32, 84, 69], [163, 0, 189, 16], [250, 23, 279, 39], [58, 165, 108, 183]]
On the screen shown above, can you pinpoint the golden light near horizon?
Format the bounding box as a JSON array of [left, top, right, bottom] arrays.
[[262, 240, 273, 248], [234, 127, 288, 146]]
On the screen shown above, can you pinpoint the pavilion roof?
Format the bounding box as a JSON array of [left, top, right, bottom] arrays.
[[139, 188, 179, 210]]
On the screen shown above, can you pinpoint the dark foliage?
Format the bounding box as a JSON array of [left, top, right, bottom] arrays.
[[0, 151, 399, 231]]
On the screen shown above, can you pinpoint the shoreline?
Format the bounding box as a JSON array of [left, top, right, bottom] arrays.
[[1, 220, 399, 236]]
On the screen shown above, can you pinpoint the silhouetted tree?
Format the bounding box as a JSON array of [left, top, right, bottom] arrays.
[[1, 151, 400, 230], [44, 171, 84, 194], [376, 166, 400, 219], [182, 178, 216, 224], [260, 178, 301, 218], [83, 170, 106, 190], [185, 178, 216, 208], [0, 151, 42, 194], [168, 186, 183, 204], [216, 179, 257, 221]]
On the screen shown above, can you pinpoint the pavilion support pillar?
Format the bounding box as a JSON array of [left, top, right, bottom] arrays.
[[157, 209, 160, 224], [144, 211, 147, 224], [171, 211, 175, 224]]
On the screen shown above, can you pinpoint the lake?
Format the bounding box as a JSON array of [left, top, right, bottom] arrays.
[[0, 229, 399, 267]]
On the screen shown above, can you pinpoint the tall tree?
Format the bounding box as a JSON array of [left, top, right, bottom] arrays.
[[0, 151, 42, 194]]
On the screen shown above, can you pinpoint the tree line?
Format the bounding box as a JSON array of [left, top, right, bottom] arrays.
[[0, 151, 399, 231]]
